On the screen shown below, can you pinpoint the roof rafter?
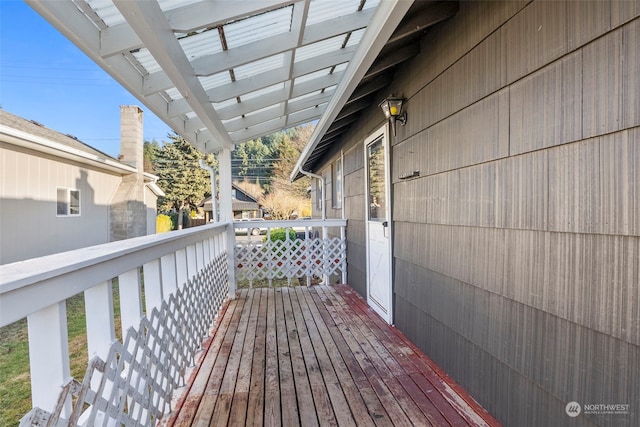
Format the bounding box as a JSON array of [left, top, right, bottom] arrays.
[[113, 0, 232, 150]]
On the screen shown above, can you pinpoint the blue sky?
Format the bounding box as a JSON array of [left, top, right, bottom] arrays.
[[0, 1, 173, 157]]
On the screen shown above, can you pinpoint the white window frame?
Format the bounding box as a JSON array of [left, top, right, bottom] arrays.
[[56, 187, 81, 217], [316, 177, 323, 210], [332, 157, 343, 209]]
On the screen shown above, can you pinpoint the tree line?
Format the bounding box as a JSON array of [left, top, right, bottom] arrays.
[[144, 124, 313, 228]]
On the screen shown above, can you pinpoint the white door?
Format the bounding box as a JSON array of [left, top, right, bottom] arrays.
[[365, 124, 393, 324]]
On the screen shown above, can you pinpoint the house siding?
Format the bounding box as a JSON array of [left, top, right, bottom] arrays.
[[315, 1, 639, 426], [0, 143, 122, 264]]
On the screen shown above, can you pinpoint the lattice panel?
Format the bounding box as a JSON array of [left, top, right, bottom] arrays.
[[20, 253, 228, 427], [235, 237, 346, 285]]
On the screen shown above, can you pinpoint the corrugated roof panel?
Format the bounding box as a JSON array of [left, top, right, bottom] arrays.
[[241, 82, 286, 102], [290, 90, 322, 103], [306, 0, 361, 26], [131, 48, 163, 74], [224, 6, 293, 49], [178, 29, 223, 61], [199, 72, 233, 91], [213, 98, 239, 110], [157, 0, 201, 13], [294, 67, 332, 85], [244, 103, 282, 118], [333, 62, 348, 73], [345, 28, 366, 47], [295, 34, 346, 63], [86, 0, 126, 27], [234, 54, 285, 80], [165, 87, 181, 100]]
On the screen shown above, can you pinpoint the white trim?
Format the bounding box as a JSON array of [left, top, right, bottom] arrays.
[[364, 123, 393, 324], [1, 124, 137, 175], [291, 0, 414, 181]]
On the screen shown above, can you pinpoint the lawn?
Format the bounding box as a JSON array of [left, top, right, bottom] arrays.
[[0, 283, 122, 426]]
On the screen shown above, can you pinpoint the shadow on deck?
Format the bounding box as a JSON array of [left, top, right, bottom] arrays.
[[162, 285, 501, 426]]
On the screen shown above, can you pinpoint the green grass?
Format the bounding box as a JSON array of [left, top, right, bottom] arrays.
[[0, 282, 122, 426]]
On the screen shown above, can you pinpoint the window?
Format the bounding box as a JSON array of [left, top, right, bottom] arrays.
[[316, 177, 323, 210], [332, 157, 342, 209], [57, 187, 80, 216]]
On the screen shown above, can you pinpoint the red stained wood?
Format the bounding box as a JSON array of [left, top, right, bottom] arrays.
[[162, 285, 501, 427]]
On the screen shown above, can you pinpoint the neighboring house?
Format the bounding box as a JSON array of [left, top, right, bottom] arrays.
[[0, 106, 164, 264], [200, 183, 261, 221], [294, 2, 639, 427]]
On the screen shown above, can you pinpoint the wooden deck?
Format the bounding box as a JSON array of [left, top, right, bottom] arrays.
[[162, 285, 501, 427]]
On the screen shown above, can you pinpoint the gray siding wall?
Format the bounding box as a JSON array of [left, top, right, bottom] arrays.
[[0, 144, 122, 264], [316, 1, 639, 426]]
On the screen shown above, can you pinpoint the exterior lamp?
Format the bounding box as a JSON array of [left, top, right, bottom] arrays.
[[379, 96, 407, 136]]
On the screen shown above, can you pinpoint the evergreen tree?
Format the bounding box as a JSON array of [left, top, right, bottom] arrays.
[[154, 133, 210, 229]]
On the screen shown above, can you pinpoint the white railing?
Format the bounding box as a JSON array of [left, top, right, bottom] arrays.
[[233, 219, 347, 287], [0, 223, 231, 426], [0, 219, 346, 426]]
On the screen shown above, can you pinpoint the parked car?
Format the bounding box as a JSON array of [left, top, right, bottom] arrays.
[[235, 218, 265, 236]]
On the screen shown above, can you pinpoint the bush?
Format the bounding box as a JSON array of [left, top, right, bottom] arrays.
[[168, 211, 190, 229], [263, 228, 297, 243], [156, 214, 173, 233]]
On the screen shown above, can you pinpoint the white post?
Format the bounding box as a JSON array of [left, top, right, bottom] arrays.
[[341, 225, 347, 284], [160, 254, 178, 296], [186, 244, 197, 279], [218, 147, 236, 299], [143, 259, 163, 312], [84, 281, 115, 392], [27, 302, 71, 417], [118, 269, 143, 339], [175, 248, 188, 289]]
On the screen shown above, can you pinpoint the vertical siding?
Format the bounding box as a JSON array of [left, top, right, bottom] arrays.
[[311, 1, 639, 426], [0, 144, 122, 264]]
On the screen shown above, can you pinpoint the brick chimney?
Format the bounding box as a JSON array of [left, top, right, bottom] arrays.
[[110, 106, 147, 241]]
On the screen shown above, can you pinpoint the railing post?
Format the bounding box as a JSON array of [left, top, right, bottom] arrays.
[[341, 224, 347, 284], [27, 302, 71, 418], [118, 269, 143, 337], [143, 259, 163, 311], [84, 281, 115, 391], [219, 147, 236, 299], [175, 248, 188, 289], [160, 254, 178, 296]]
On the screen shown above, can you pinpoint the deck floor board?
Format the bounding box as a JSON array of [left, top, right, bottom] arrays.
[[164, 285, 500, 427]]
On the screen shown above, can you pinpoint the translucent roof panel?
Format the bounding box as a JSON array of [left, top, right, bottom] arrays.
[[178, 29, 223, 61], [86, 0, 126, 26], [131, 48, 163, 74], [345, 28, 366, 47], [290, 90, 323, 103], [295, 34, 347, 63], [213, 98, 240, 110], [224, 6, 293, 49], [294, 67, 335, 85], [165, 87, 181, 100], [241, 83, 286, 102], [199, 72, 233, 91], [234, 54, 285, 80], [157, 0, 201, 13], [306, 0, 363, 26]]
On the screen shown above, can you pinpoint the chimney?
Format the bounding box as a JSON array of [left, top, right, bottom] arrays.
[[119, 105, 144, 172], [110, 106, 147, 241]]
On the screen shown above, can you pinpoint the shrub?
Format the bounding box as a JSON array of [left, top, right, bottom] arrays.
[[156, 214, 173, 233], [263, 227, 297, 243]]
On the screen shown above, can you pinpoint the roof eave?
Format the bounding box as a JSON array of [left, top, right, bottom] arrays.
[[290, 0, 414, 182]]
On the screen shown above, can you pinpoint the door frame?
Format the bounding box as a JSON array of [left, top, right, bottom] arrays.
[[364, 123, 393, 324]]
